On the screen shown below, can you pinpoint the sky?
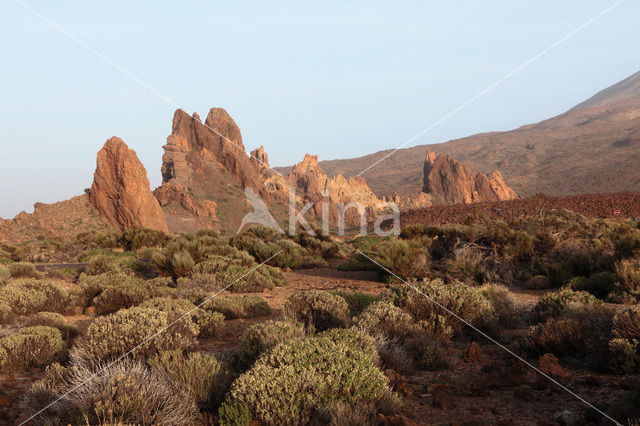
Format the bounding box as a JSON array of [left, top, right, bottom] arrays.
[[0, 0, 639, 218]]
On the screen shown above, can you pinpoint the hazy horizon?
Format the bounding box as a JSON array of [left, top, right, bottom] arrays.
[[1, 1, 639, 218]]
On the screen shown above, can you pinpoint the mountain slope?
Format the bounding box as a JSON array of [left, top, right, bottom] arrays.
[[315, 71, 640, 198]]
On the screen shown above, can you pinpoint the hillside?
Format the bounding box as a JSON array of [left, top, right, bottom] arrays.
[[312, 71, 640, 198]]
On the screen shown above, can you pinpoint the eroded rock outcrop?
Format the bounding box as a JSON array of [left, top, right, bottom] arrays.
[[90, 137, 168, 232], [423, 150, 517, 204]]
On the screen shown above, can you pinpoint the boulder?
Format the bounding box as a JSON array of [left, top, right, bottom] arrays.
[[89, 137, 168, 232]]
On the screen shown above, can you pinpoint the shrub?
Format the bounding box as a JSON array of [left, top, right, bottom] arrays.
[[149, 350, 229, 408], [0, 279, 69, 315], [22, 360, 201, 426], [139, 297, 224, 338], [614, 258, 640, 296], [378, 278, 493, 336], [0, 266, 9, 286], [0, 302, 13, 324], [70, 307, 198, 367], [204, 295, 271, 319], [6, 261, 42, 279], [25, 312, 80, 339], [219, 330, 393, 425], [527, 304, 613, 368], [93, 281, 150, 315], [330, 289, 375, 316], [337, 252, 378, 272], [121, 226, 170, 251], [283, 290, 350, 331], [84, 253, 126, 275], [566, 272, 617, 299], [612, 306, 640, 340], [403, 334, 448, 371], [354, 301, 417, 341], [608, 338, 640, 374], [524, 275, 552, 290], [0, 326, 65, 373], [533, 289, 601, 322], [170, 250, 196, 278], [480, 283, 519, 328], [233, 320, 305, 371], [181, 258, 286, 293]]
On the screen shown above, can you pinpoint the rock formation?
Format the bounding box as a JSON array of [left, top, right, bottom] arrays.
[[423, 150, 517, 204], [89, 137, 169, 232], [250, 146, 270, 168]]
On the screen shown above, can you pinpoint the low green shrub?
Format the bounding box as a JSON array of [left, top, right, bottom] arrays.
[[378, 278, 493, 336], [6, 261, 42, 279], [566, 272, 617, 299], [204, 295, 271, 319], [0, 326, 65, 373], [608, 338, 640, 374], [330, 289, 375, 316], [149, 350, 229, 408], [0, 279, 69, 315], [283, 290, 350, 331], [219, 330, 394, 425], [232, 320, 306, 371], [70, 307, 198, 367], [533, 289, 601, 322], [25, 312, 80, 339], [139, 297, 224, 338], [354, 301, 417, 341]]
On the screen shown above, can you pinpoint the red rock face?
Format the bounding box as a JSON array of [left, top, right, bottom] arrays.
[[89, 137, 169, 232], [423, 150, 517, 204]]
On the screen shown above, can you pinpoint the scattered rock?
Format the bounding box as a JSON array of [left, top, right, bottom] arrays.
[[463, 342, 483, 362], [538, 353, 571, 381], [553, 410, 578, 426], [427, 383, 456, 410]]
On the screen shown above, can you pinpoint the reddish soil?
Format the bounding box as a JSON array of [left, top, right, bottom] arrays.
[[396, 192, 640, 227]]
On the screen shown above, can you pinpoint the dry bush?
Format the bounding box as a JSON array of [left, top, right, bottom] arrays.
[[403, 334, 448, 371], [566, 272, 617, 299], [22, 360, 201, 426], [24, 312, 80, 339], [0, 278, 69, 315], [330, 290, 376, 316], [374, 336, 415, 373], [612, 306, 640, 340], [0, 326, 65, 373], [70, 307, 198, 367], [121, 226, 171, 251], [93, 281, 150, 315], [446, 243, 487, 284], [614, 258, 640, 298], [232, 320, 305, 371], [149, 350, 229, 409], [527, 303, 613, 368], [524, 275, 553, 290], [203, 294, 271, 319], [480, 283, 520, 328], [0, 302, 13, 324], [219, 329, 394, 426], [283, 290, 350, 332]]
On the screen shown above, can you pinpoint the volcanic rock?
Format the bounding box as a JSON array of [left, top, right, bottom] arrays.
[[423, 150, 517, 204], [89, 137, 168, 232]]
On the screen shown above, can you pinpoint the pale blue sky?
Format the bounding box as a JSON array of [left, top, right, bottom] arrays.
[[1, 1, 638, 218]]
